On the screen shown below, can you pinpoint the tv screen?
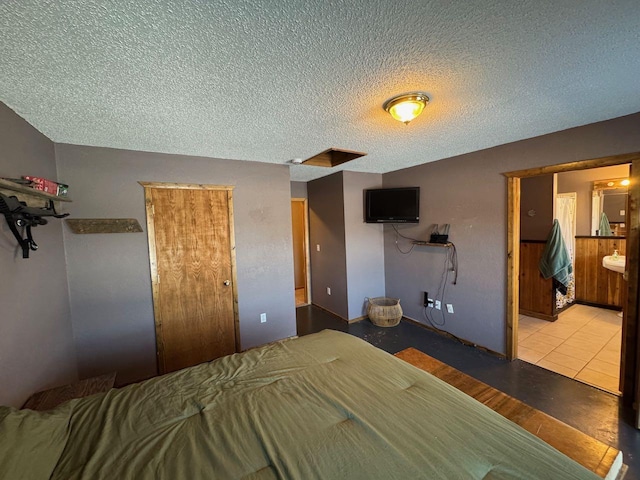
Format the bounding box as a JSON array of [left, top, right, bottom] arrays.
[[365, 187, 420, 223]]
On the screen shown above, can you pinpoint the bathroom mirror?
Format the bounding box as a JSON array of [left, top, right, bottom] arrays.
[[591, 178, 628, 236]]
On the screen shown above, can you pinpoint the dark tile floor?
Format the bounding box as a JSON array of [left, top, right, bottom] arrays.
[[297, 305, 640, 479]]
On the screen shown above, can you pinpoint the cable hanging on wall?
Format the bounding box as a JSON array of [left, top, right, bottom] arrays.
[[391, 222, 460, 330], [392, 223, 418, 254]]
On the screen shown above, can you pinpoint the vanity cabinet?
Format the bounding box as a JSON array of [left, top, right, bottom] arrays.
[[574, 236, 625, 308]]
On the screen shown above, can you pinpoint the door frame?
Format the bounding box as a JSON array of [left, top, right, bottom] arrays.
[[291, 197, 311, 305], [503, 152, 640, 414], [139, 182, 241, 371]]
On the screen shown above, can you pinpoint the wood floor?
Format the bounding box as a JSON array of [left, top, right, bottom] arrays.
[[295, 287, 307, 307], [395, 347, 624, 479]]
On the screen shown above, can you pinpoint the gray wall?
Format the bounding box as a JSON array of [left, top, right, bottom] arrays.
[[308, 173, 348, 318], [603, 192, 627, 223], [343, 171, 385, 319], [383, 112, 640, 354], [0, 103, 77, 407], [55, 144, 297, 385], [290, 181, 307, 199], [520, 175, 554, 241], [557, 164, 629, 235]]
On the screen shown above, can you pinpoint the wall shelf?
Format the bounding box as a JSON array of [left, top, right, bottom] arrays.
[[0, 178, 71, 258], [411, 241, 452, 248], [0, 178, 72, 203]]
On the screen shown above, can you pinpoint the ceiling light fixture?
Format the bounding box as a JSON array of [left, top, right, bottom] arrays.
[[383, 92, 429, 125], [621, 179, 630, 186]]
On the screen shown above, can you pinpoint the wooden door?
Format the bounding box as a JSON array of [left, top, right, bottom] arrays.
[[291, 198, 310, 306], [142, 183, 239, 374]]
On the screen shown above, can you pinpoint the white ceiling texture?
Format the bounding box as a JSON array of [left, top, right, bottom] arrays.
[[1, 1, 639, 181]]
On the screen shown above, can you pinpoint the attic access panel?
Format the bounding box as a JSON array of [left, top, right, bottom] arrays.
[[302, 148, 366, 167]]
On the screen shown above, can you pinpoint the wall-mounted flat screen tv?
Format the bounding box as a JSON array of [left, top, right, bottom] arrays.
[[365, 187, 420, 223]]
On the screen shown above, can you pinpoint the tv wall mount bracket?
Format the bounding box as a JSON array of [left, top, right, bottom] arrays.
[[0, 193, 69, 258]]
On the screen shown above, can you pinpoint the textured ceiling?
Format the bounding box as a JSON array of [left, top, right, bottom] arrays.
[[1, 1, 639, 182]]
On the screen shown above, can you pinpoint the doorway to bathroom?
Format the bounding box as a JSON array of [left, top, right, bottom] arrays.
[[517, 166, 628, 394], [504, 152, 640, 429]]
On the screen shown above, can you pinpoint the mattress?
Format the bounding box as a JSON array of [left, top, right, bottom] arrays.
[[0, 330, 601, 479]]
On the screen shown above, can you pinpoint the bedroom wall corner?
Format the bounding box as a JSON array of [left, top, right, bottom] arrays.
[[290, 181, 307, 199], [55, 144, 297, 386], [343, 171, 385, 320], [307, 172, 349, 319], [0, 102, 77, 407]]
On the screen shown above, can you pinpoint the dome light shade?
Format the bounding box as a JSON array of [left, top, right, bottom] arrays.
[[383, 92, 429, 124]]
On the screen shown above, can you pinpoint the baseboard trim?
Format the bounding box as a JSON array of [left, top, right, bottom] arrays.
[[348, 314, 368, 324], [309, 303, 370, 324], [575, 300, 623, 312], [310, 303, 348, 321], [519, 308, 557, 322], [401, 315, 506, 359]]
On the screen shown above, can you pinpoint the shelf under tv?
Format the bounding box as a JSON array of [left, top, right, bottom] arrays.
[[411, 241, 453, 248]]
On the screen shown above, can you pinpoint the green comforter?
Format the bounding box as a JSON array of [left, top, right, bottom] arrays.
[[1, 330, 600, 479]]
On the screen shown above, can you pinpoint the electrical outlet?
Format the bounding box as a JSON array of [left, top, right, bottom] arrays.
[[316, 244, 321, 251], [327, 287, 331, 295], [446, 304, 454, 314], [260, 313, 267, 323], [435, 300, 441, 310], [428, 298, 434, 307]]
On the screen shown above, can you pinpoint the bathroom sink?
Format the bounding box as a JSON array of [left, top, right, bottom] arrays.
[[602, 255, 625, 274]]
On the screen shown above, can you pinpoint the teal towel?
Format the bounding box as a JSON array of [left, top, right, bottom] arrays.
[[539, 219, 573, 287], [599, 212, 612, 236]]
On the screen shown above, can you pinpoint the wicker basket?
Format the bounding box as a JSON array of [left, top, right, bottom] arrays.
[[367, 297, 402, 327]]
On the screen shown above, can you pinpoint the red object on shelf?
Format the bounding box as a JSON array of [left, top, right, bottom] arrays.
[[23, 176, 60, 195]]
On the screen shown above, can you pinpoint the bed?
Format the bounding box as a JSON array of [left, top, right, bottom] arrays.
[[1, 330, 604, 479]]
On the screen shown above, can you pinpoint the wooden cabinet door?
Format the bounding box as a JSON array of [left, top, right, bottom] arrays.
[[574, 237, 626, 307], [144, 185, 238, 374]]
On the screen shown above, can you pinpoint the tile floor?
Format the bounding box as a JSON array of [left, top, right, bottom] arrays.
[[518, 304, 622, 394]]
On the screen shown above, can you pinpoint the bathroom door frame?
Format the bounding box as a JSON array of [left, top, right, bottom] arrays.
[[504, 152, 640, 425]]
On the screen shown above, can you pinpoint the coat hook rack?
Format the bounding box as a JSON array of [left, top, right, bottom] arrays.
[[0, 193, 69, 258]]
